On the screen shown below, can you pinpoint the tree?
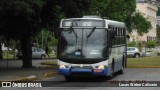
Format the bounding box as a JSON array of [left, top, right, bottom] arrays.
[[60, 0, 90, 18], [40, 0, 91, 37], [132, 12, 152, 35], [127, 41, 137, 47], [88, 0, 136, 32], [0, 37, 2, 59], [89, 0, 109, 16], [146, 41, 156, 50], [88, 0, 151, 34], [0, 0, 44, 68], [0, 0, 91, 68], [32, 30, 57, 49]]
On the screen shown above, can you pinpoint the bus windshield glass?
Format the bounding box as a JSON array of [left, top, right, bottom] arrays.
[[58, 28, 107, 60]]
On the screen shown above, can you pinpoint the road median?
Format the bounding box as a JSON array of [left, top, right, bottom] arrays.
[[41, 57, 160, 68], [43, 72, 58, 77], [0, 75, 38, 82]]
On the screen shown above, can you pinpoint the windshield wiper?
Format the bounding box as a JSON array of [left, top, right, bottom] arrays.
[[87, 27, 96, 38], [69, 26, 78, 38]]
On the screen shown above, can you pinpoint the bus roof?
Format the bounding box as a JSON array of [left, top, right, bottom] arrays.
[[60, 16, 125, 28], [105, 19, 125, 28]]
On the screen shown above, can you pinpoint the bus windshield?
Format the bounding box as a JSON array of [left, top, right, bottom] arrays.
[[58, 28, 107, 61]]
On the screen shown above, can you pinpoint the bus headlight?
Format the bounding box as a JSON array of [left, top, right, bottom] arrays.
[[96, 65, 106, 69], [59, 65, 68, 69]]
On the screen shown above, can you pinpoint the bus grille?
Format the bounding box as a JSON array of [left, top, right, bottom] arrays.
[[71, 66, 92, 69], [70, 72, 92, 76]]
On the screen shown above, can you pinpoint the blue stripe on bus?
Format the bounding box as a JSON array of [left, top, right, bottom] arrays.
[[58, 68, 110, 76], [71, 69, 92, 72], [58, 68, 70, 75]]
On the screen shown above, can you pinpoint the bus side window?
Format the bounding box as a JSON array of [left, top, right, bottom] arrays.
[[114, 27, 118, 45], [108, 26, 115, 47], [119, 28, 122, 45], [112, 27, 115, 46]]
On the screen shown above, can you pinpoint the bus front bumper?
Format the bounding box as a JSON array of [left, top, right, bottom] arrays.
[[58, 68, 110, 76]]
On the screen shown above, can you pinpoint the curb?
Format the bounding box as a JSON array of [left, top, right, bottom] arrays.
[[127, 66, 160, 68], [40, 63, 57, 66], [0, 75, 38, 82], [0, 72, 58, 82], [36, 66, 58, 69], [43, 72, 58, 77], [39, 61, 58, 69], [15, 75, 38, 81]]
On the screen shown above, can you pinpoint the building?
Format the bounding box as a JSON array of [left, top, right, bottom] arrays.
[[157, 16, 160, 43], [130, 0, 158, 42], [157, 16, 160, 26]]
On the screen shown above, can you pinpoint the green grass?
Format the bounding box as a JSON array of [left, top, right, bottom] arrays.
[[48, 53, 56, 58], [127, 56, 160, 68], [2, 52, 17, 59]]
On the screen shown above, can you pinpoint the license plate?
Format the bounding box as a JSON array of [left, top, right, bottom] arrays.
[[94, 69, 102, 72]]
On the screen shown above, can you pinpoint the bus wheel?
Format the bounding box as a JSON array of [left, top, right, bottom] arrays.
[[108, 61, 114, 79], [119, 65, 124, 74], [119, 57, 124, 74], [65, 76, 73, 81]]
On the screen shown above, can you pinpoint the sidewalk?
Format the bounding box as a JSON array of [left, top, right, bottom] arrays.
[[0, 59, 58, 81]]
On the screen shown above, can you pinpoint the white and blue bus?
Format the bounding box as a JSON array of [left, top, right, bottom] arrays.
[[57, 16, 127, 80]]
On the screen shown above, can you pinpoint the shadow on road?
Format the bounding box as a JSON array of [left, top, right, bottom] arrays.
[[62, 72, 122, 82]]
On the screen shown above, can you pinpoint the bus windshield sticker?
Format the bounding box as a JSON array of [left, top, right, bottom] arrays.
[[90, 50, 100, 55], [75, 51, 81, 55]]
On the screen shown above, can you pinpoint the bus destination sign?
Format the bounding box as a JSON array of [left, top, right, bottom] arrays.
[[62, 20, 105, 27]]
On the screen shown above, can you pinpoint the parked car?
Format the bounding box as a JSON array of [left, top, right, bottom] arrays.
[[16, 47, 46, 59], [127, 47, 141, 58]]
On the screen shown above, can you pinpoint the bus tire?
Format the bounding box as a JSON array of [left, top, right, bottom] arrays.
[[65, 76, 73, 81], [119, 65, 124, 74], [119, 57, 124, 74], [108, 60, 114, 79]]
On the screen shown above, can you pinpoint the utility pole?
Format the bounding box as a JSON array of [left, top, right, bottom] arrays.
[[42, 30, 43, 49]]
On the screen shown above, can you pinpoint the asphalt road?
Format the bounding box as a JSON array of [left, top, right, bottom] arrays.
[[0, 59, 55, 69], [33, 68, 160, 90], [46, 68, 160, 81]]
